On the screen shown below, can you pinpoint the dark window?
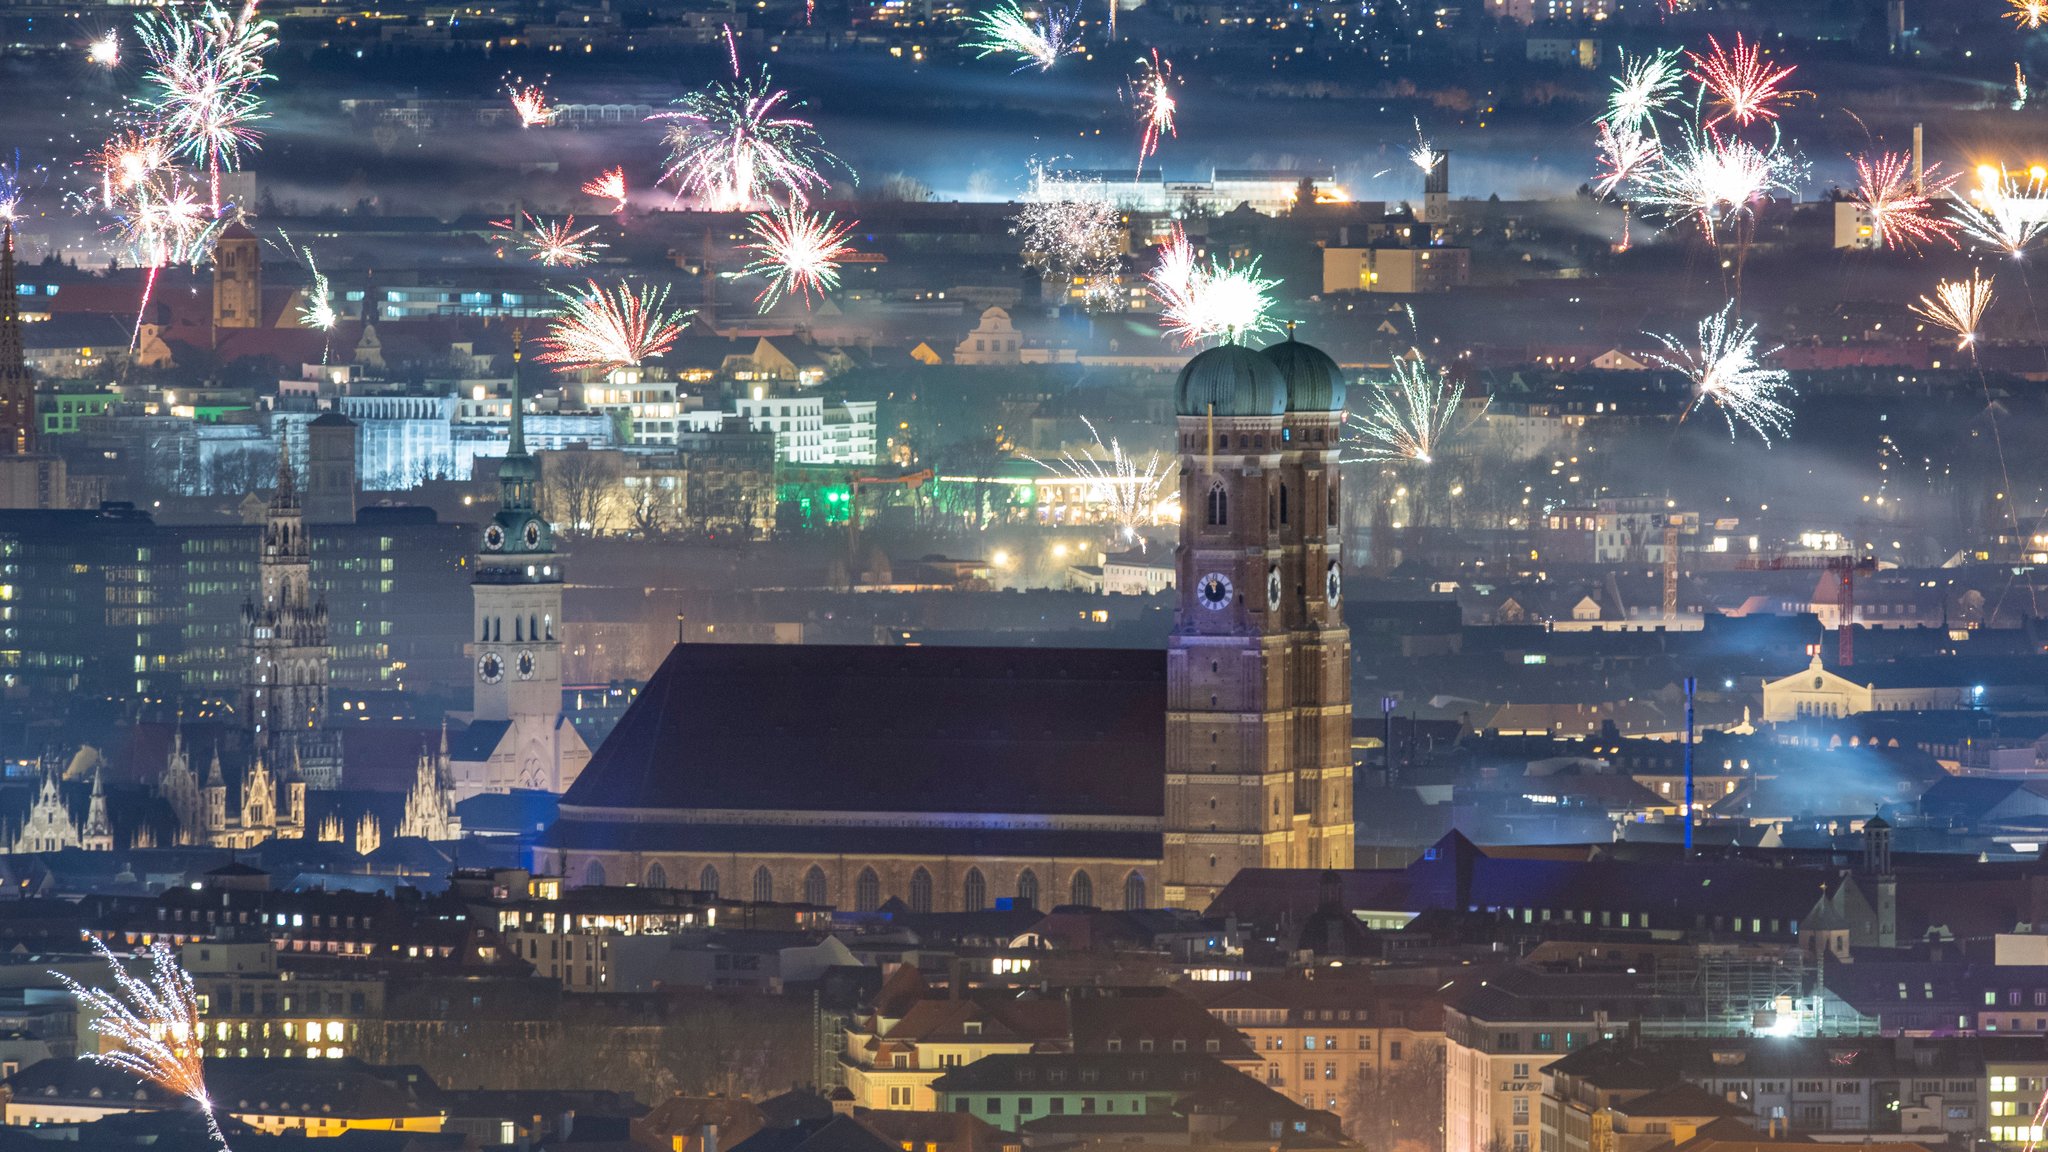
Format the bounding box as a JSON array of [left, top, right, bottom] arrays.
[[1207, 483, 1228, 526], [1279, 484, 1289, 525]]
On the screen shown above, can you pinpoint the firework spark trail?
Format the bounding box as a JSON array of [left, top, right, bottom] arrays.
[[1646, 302, 1796, 444], [742, 201, 858, 311], [1409, 118, 1443, 175], [1602, 49, 1683, 134], [2008, 0, 2048, 29], [1129, 51, 1178, 179], [54, 936, 227, 1150], [1022, 417, 1177, 551], [1954, 164, 2048, 257], [1850, 152, 1959, 251], [583, 167, 628, 213], [1686, 33, 1802, 127], [653, 72, 842, 212], [137, 0, 275, 214], [535, 280, 691, 374], [1630, 127, 1803, 244], [1346, 355, 1470, 464], [491, 212, 606, 267], [1910, 270, 1995, 349], [2017, 62, 2031, 110], [88, 31, 121, 68], [1146, 225, 1281, 347], [966, 2, 1080, 72], [1015, 170, 1124, 311], [1595, 123, 1660, 197], [722, 24, 740, 77]]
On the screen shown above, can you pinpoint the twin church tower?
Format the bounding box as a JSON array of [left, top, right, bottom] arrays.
[[1163, 337, 1354, 909]]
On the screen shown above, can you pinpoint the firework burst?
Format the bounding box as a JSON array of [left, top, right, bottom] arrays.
[[1603, 49, 1683, 134], [507, 81, 556, 128], [1129, 51, 1178, 178], [742, 201, 858, 311], [1015, 171, 1125, 311], [137, 0, 275, 213], [1953, 164, 2048, 257], [92, 130, 172, 211], [294, 246, 336, 332], [1023, 417, 1177, 551], [1595, 123, 1660, 198], [1910, 270, 1995, 348], [966, 2, 1080, 72], [1147, 225, 1281, 347], [1647, 302, 1796, 444], [87, 31, 121, 68], [2007, 0, 2048, 29], [654, 72, 842, 212], [1409, 118, 1444, 176], [583, 166, 628, 213], [1631, 127, 1803, 243], [1685, 34, 1802, 127], [1849, 152, 1958, 251], [535, 280, 691, 374], [54, 936, 226, 1150], [491, 212, 606, 267], [1347, 355, 1469, 465]]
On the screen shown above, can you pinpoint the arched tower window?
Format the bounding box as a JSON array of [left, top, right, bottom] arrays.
[[1017, 869, 1039, 910], [530, 615, 539, 643], [909, 867, 933, 914], [515, 616, 523, 642], [582, 859, 606, 887], [1070, 870, 1094, 908], [645, 862, 667, 889], [855, 868, 881, 913], [1329, 483, 1339, 526], [1279, 483, 1289, 525], [1124, 871, 1147, 911], [1206, 483, 1227, 527], [963, 868, 987, 912], [804, 866, 829, 906], [699, 864, 720, 894], [753, 865, 775, 903]]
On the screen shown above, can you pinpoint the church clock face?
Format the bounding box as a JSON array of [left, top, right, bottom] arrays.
[[1266, 566, 1283, 610], [1196, 572, 1234, 611], [482, 523, 505, 552], [523, 519, 544, 549], [478, 651, 504, 684], [1326, 561, 1343, 607], [517, 649, 536, 680]]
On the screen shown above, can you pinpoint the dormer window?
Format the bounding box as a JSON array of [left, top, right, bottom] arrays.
[[963, 1021, 982, 1036]]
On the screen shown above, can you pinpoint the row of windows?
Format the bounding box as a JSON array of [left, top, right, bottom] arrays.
[[593, 860, 1149, 913]]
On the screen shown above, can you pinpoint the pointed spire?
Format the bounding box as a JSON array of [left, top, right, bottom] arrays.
[[439, 717, 450, 760], [507, 327, 528, 460], [206, 744, 224, 786], [0, 223, 32, 456], [272, 432, 299, 512]]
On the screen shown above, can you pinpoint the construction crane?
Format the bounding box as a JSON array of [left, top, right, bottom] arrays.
[[1737, 554, 1878, 666], [1654, 512, 1697, 619]]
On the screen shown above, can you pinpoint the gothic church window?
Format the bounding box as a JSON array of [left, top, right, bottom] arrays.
[[1070, 870, 1093, 908], [582, 859, 606, 887], [963, 868, 987, 912], [804, 866, 828, 906], [699, 864, 720, 894], [753, 866, 774, 903], [1017, 869, 1039, 909], [1124, 872, 1147, 911], [855, 868, 881, 912], [909, 867, 933, 913], [1207, 484, 1228, 527], [645, 862, 667, 889]]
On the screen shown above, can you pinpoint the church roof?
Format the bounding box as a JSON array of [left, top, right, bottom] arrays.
[[1174, 344, 1287, 419], [556, 643, 1167, 819]]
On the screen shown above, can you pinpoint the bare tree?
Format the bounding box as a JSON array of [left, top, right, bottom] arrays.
[[1341, 1041, 1446, 1152], [542, 449, 624, 538]]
